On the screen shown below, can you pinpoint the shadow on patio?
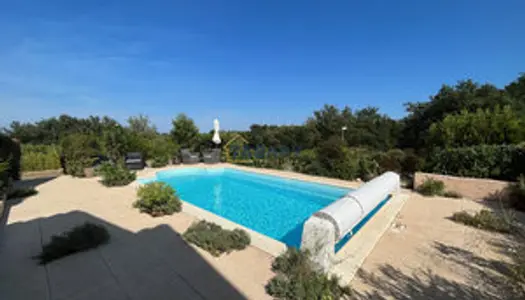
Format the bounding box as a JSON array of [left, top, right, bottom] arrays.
[[0, 210, 248, 300], [352, 239, 523, 300]]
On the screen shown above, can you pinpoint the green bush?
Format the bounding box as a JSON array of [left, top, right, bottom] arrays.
[[64, 157, 95, 177], [21, 144, 61, 171], [506, 175, 525, 212], [450, 210, 513, 233], [375, 149, 405, 174], [426, 145, 525, 181], [36, 222, 110, 264], [7, 187, 38, 199], [0, 134, 21, 181], [98, 163, 136, 187], [416, 178, 445, 196], [0, 159, 9, 195], [151, 156, 169, 168], [265, 248, 353, 299], [134, 182, 181, 216], [61, 134, 101, 177], [183, 220, 250, 256], [147, 136, 179, 161]]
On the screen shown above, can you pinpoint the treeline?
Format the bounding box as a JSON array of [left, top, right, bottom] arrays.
[[3, 73, 525, 181]]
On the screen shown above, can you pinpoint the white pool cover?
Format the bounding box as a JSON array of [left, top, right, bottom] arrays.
[[301, 171, 400, 271]]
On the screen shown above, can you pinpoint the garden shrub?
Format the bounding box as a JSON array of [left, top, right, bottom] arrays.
[[183, 220, 250, 256], [0, 134, 21, 181], [0, 159, 9, 196], [147, 135, 179, 162], [416, 178, 445, 196], [316, 137, 350, 179], [98, 163, 136, 187], [265, 248, 353, 299], [21, 144, 61, 171], [426, 145, 525, 181], [150, 156, 169, 168], [7, 187, 38, 199], [450, 210, 513, 233], [60, 134, 102, 177], [506, 175, 525, 212], [293, 149, 318, 174], [400, 149, 423, 175], [36, 222, 110, 264], [134, 182, 181, 216], [375, 149, 405, 174]]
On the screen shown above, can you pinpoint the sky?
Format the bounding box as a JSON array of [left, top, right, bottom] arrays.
[[1, 1, 524, 132]]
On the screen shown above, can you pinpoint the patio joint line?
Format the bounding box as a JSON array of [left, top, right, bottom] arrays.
[[150, 246, 209, 300], [97, 249, 134, 300], [37, 218, 53, 300]]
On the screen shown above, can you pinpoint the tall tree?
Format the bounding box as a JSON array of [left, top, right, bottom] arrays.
[[428, 106, 524, 148], [170, 114, 199, 149], [127, 114, 157, 135], [399, 80, 514, 150]]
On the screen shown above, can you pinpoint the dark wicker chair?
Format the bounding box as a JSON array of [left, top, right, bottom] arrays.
[[203, 149, 221, 164], [180, 149, 200, 164], [124, 152, 145, 170]]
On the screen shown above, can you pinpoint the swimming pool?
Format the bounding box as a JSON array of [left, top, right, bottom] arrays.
[[141, 168, 351, 248]]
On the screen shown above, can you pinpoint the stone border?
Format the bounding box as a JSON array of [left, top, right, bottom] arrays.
[[136, 163, 408, 281], [21, 169, 63, 179]]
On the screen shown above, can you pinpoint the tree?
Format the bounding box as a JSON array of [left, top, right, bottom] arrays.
[[170, 114, 199, 150], [428, 106, 525, 148], [4, 115, 122, 145], [127, 114, 157, 135], [400, 80, 515, 150], [100, 125, 129, 161], [306, 104, 400, 150], [506, 73, 525, 112]]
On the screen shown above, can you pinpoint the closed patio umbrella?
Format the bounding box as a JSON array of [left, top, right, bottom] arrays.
[[212, 118, 221, 145]]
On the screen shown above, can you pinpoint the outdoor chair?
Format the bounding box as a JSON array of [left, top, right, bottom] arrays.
[[203, 149, 221, 163], [180, 149, 200, 164], [124, 152, 145, 170]]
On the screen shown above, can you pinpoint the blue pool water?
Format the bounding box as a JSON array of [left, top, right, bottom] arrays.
[[144, 168, 351, 247]]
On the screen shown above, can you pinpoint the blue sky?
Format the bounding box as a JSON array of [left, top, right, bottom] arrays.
[[1, 1, 524, 132]]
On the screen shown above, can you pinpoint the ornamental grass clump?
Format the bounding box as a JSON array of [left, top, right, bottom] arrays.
[[450, 209, 513, 234]]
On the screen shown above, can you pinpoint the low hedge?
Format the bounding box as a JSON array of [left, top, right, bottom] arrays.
[[183, 221, 250, 256], [426, 145, 525, 181], [21, 144, 61, 171]]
